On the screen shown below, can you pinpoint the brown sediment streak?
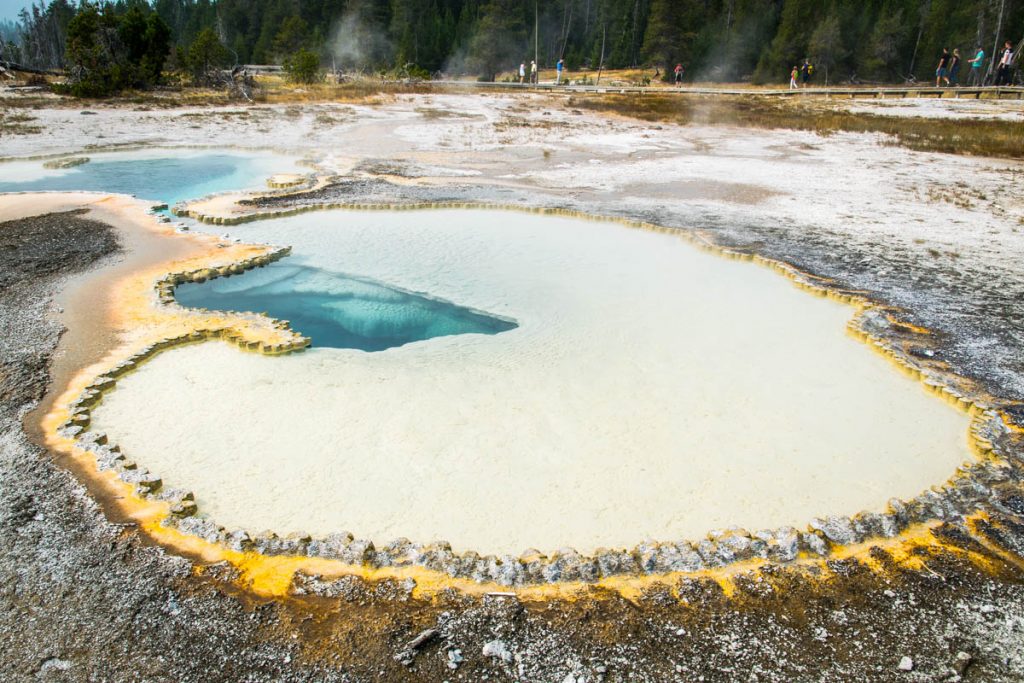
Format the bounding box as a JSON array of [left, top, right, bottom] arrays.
[[37, 194, 1023, 601]]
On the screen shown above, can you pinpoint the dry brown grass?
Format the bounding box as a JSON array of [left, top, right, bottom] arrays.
[[0, 110, 43, 135], [566, 94, 1024, 159]]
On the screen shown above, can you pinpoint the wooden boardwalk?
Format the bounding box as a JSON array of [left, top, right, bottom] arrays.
[[428, 80, 1024, 100]]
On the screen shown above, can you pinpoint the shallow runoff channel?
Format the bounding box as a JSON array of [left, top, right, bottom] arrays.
[[91, 208, 973, 556]]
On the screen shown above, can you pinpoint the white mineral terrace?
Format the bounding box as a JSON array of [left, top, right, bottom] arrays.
[[91, 209, 973, 555]]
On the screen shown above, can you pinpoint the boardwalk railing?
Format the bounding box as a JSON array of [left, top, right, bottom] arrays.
[[421, 80, 1024, 100]]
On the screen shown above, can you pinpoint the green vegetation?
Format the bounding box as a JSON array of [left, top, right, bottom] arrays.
[[184, 27, 229, 85], [7, 0, 1024, 87], [61, 4, 170, 96], [284, 48, 322, 83]]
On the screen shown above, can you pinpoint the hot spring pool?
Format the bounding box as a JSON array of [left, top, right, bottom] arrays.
[[0, 149, 302, 205], [174, 262, 517, 351], [91, 209, 973, 555]]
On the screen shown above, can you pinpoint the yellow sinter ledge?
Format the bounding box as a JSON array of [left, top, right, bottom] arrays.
[[39, 196, 1016, 601]]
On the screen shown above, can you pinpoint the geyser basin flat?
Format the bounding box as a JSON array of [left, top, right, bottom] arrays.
[[91, 209, 973, 555], [0, 149, 301, 205], [174, 262, 517, 350]]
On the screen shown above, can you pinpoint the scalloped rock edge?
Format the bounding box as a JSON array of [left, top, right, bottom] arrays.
[[56, 205, 1024, 587]]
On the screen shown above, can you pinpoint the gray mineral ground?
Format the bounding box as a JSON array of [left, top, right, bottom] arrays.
[[3, 204, 1024, 682]]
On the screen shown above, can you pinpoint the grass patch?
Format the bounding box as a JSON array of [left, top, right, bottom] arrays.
[[566, 94, 1024, 159], [0, 110, 43, 135]]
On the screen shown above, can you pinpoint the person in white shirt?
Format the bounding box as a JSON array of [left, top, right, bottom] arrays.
[[519, 62, 526, 84], [996, 40, 1014, 86]]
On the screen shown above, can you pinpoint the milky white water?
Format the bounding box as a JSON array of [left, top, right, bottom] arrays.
[[91, 209, 973, 555]]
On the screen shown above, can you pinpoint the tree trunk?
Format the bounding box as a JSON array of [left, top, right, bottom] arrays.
[[988, 0, 1005, 80], [908, 0, 932, 78]]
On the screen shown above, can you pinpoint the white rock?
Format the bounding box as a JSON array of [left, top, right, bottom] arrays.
[[898, 656, 914, 671], [482, 639, 513, 663]]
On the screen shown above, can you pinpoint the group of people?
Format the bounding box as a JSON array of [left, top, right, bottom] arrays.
[[936, 41, 1016, 87], [788, 60, 814, 89], [517, 60, 539, 84], [517, 58, 566, 84]]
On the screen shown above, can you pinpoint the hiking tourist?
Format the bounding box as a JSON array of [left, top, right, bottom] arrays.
[[519, 62, 526, 84], [948, 49, 961, 86], [968, 46, 986, 86], [800, 60, 813, 87], [996, 41, 1014, 85], [790, 65, 799, 89], [556, 58, 564, 84], [674, 63, 684, 85], [936, 48, 950, 86], [530, 60, 537, 84]]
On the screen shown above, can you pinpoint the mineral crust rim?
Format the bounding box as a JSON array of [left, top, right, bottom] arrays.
[[36, 195, 1023, 597]]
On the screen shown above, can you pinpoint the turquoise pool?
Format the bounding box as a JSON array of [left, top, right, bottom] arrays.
[[0, 150, 301, 206], [174, 261, 517, 351]]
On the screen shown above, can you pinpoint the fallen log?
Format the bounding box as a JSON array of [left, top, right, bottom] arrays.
[[0, 60, 62, 77]]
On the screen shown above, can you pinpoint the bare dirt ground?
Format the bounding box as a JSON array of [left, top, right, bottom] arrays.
[[2, 88, 1024, 681]]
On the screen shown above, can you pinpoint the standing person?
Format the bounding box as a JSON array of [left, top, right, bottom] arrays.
[[674, 63, 684, 85], [556, 58, 564, 84], [519, 62, 526, 84], [800, 59, 812, 87], [948, 48, 961, 86], [968, 46, 986, 86], [790, 65, 799, 90], [936, 48, 950, 86], [530, 60, 537, 84], [996, 41, 1014, 86]]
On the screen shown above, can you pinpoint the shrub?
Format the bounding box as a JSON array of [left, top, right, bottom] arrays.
[[187, 28, 230, 86], [284, 48, 321, 84]]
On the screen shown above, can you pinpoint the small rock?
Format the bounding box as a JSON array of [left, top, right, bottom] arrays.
[[482, 639, 513, 663], [446, 649, 463, 670], [810, 516, 860, 545], [898, 656, 914, 672], [953, 651, 972, 675], [38, 657, 72, 673], [800, 532, 829, 556]]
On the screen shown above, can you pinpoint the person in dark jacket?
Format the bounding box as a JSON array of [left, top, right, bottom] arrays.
[[948, 48, 961, 86], [936, 48, 950, 86]]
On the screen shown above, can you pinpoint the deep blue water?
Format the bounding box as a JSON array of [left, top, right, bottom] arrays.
[[174, 262, 517, 351], [0, 154, 284, 205]]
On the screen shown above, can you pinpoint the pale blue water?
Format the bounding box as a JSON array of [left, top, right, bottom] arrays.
[[175, 262, 517, 351], [0, 152, 292, 205]]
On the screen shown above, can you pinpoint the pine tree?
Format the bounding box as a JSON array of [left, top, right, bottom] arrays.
[[466, 0, 525, 80], [754, 0, 822, 83], [273, 15, 309, 58], [640, 0, 678, 70], [863, 5, 908, 79], [808, 9, 846, 84]]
